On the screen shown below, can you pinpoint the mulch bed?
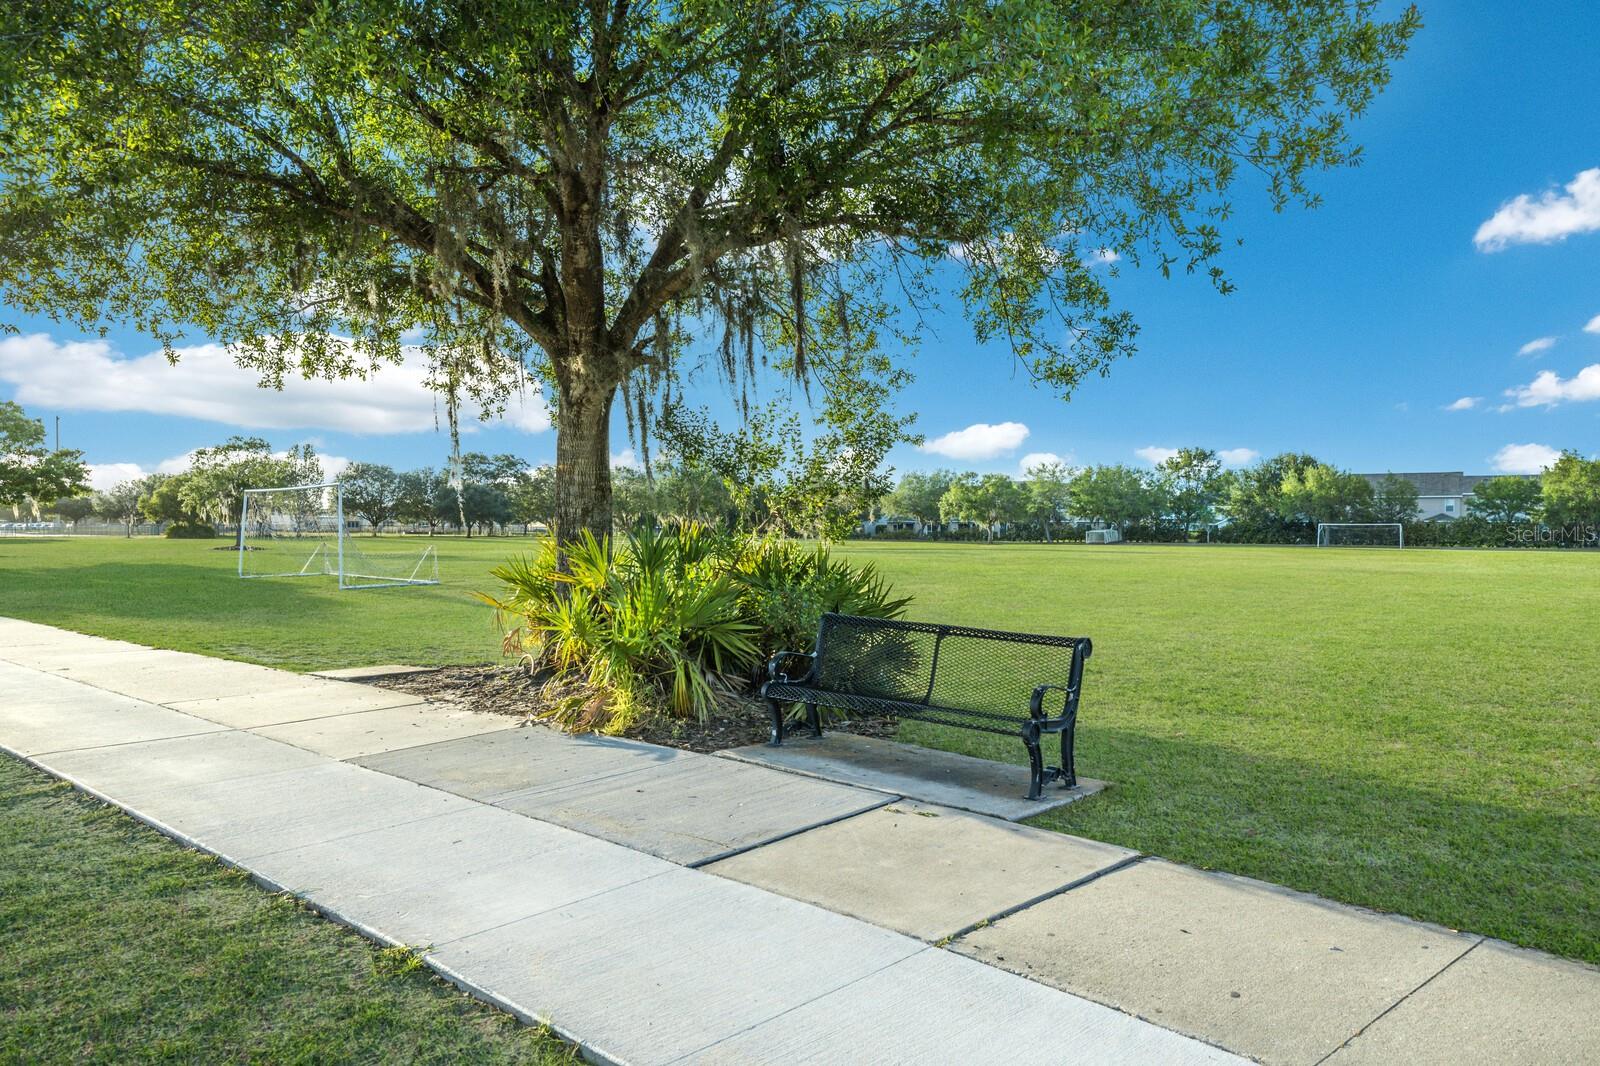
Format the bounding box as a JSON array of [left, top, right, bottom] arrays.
[[370, 663, 897, 755]]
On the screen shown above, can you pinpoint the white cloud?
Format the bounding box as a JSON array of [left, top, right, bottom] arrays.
[[610, 448, 641, 469], [86, 452, 192, 488], [1585, 314, 1600, 335], [156, 451, 198, 475], [318, 453, 352, 479], [1139, 445, 1257, 467], [86, 462, 149, 491], [1083, 248, 1120, 267], [1444, 396, 1481, 411], [920, 422, 1030, 461], [0, 333, 550, 436], [1018, 451, 1070, 475], [85, 446, 349, 490], [1491, 443, 1561, 475], [1134, 446, 1179, 466], [1517, 336, 1557, 357], [1504, 364, 1600, 408], [500, 399, 551, 434], [1474, 168, 1600, 251]]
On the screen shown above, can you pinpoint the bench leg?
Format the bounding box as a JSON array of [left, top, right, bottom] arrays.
[[1022, 724, 1045, 801], [805, 702, 822, 738], [1060, 716, 1078, 789], [766, 698, 785, 746]]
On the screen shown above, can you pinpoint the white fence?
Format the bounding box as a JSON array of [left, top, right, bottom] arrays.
[[0, 520, 163, 537], [1, 519, 550, 538]]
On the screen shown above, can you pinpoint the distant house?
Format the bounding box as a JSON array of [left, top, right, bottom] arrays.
[[1357, 471, 1538, 521], [858, 515, 978, 536], [879, 515, 923, 534]]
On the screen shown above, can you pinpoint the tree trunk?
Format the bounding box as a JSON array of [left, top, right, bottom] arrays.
[[553, 374, 616, 544]]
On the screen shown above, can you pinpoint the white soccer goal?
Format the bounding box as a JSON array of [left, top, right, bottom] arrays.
[[1085, 528, 1123, 544], [238, 482, 439, 589], [1316, 522, 1404, 549]]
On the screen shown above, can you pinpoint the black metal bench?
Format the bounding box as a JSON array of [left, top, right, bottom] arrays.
[[760, 613, 1092, 800]]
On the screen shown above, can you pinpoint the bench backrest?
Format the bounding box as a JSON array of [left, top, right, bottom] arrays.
[[812, 613, 1090, 719]]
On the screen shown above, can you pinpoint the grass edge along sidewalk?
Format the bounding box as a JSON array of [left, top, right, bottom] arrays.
[[0, 753, 580, 1065]]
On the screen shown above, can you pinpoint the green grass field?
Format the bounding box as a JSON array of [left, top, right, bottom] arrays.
[[0, 755, 577, 1063], [0, 535, 511, 670], [2, 535, 1597, 964]]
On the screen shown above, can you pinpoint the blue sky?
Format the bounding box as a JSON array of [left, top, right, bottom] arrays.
[[3, 0, 1599, 490]]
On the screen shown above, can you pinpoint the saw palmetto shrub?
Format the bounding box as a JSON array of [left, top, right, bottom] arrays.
[[481, 525, 910, 732], [731, 538, 910, 680]]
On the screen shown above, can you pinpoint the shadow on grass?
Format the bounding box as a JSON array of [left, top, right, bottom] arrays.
[[898, 719, 1600, 964]]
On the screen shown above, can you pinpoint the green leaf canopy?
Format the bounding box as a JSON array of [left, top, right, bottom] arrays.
[[0, 0, 1418, 538]]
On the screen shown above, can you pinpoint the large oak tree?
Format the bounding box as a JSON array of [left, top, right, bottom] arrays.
[[0, 0, 1416, 540]]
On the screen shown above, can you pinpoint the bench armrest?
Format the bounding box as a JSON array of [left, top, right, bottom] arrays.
[[1029, 683, 1079, 719], [767, 650, 817, 684]]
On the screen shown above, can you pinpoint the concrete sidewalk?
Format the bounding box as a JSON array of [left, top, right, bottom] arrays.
[[4, 615, 1597, 1064], [0, 617, 1235, 1065]]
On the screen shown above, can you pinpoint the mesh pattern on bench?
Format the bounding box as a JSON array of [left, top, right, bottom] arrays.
[[766, 614, 1087, 735]]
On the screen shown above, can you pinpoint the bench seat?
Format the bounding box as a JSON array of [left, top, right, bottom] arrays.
[[760, 613, 1092, 800], [760, 683, 1033, 736]]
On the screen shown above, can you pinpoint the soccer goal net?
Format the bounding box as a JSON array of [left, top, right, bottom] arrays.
[[238, 482, 439, 589], [1316, 522, 1404, 548]]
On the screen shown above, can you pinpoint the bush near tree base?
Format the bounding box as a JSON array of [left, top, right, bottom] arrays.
[[480, 525, 909, 732], [163, 521, 217, 539]]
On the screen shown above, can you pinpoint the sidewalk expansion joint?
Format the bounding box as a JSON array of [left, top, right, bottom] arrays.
[[662, 946, 931, 1065], [940, 852, 1148, 946], [424, 868, 679, 951], [30, 726, 232, 758], [235, 802, 493, 864], [684, 793, 901, 868], [1310, 936, 1486, 1066], [209, 699, 435, 729]]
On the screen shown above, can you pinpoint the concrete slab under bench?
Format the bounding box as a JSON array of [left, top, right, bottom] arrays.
[[716, 732, 1106, 821]]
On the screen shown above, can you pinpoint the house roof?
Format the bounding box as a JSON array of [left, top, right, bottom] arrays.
[[1356, 471, 1538, 497]]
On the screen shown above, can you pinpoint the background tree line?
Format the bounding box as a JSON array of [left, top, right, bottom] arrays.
[[43, 442, 1600, 548], [17, 378, 1600, 549], [877, 449, 1600, 546]]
